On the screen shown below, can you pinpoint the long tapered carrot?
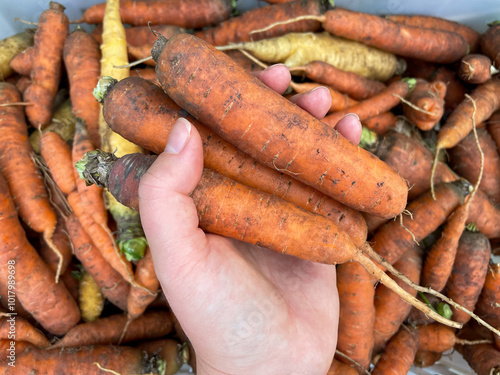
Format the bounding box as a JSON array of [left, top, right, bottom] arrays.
[[152, 33, 409, 219], [39, 217, 73, 277], [194, 0, 326, 46], [51, 310, 173, 348], [96, 76, 368, 246], [289, 80, 358, 113], [0, 172, 80, 335], [63, 27, 101, 148], [81, 0, 233, 27], [336, 261, 375, 373], [0, 313, 49, 348], [23, 2, 68, 128]]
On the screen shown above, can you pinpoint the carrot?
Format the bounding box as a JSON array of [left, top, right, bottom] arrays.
[[129, 66, 160, 84], [445, 230, 492, 324], [385, 13, 481, 53], [458, 54, 492, 84], [14, 75, 31, 94], [413, 349, 442, 368], [318, 8, 469, 64], [96, 76, 368, 246], [225, 49, 266, 73], [81, 0, 233, 27], [39, 131, 77, 195], [327, 357, 358, 375], [289, 80, 358, 113], [486, 110, 500, 151], [194, 0, 326, 46], [51, 309, 173, 348], [39, 217, 73, 276], [336, 261, 375, 373], [63, 27, 101, 148], [371, 326, 419, 375], [370, 179, 470, 266], [9, 45, 33, 76], [127, 247, 160, 320], [23, 2, 68, 128], [0, 28, 35, 80], [322, 78, 413, 127], [402, 79, 446, 131], [457, 341, 500, 375], [217, 31, 403, 81], [78, 271, 105, 322], [152, 33, 409, 219], [0, 171, 80, 335], [362, 112, 398, 135], [65, 212, 130, 311], [91, 23, 183, 46], [290, 60, 386, 100], [0, 313, 50, 348], [60, 262, 80, 302], [448, 127, 500, 204], [136, 338, 188, 375], [372, 245, 422, 354], [480, 21, 500, 69], [475, 262, 500, 328]]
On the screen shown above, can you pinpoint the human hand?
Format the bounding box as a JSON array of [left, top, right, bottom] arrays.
[[139, 64, 362, 375]]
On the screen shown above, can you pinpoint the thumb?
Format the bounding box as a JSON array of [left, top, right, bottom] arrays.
[[138, 117, 207, 283]]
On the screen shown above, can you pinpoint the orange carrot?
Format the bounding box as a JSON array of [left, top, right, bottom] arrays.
[[39, 131, 77, 195], [63, 27, 101, 148], [65, 213, 130, 311], [0, 313, 49, 348], [458, 54, 492, 84], [362, 112, 398, 135], [0, 172, 80, 335], [480, 21, 500, 69], [23, 2, 68, 128], [152, 33, 409, 219], [373, 245, 422, 354], [81, 0, 233, 27], [371, 326, 419, 375], [486, 110, 500, 151], [39, 217, 73, 277], [336, 261, 375, 373], [129, 66, 161, 85], [319, 8, 469, 64], [91, 23, 183, 46], [127, 247, 160, 320], [322, 78, 412, 127], [457, 341, 500, 375], [475, 262, 500, 328], [9, 46, 33, 76], [14, 75, 31, 94], [290, 60, 386, 100], [413, 349, 442, 368], [194, 0, 326, 46], [98, 76, 368, 246], [52, 309, 173, 348], [445, 230, 491, 324], [385, 13, 481, 53], [418, 322, 492, 353], [402, 79, 446, 131], [327, 357, 358, 375]]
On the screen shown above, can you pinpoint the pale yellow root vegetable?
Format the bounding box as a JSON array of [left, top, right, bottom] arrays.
[[79, 271, 105, 322], [0, 28, 35, 80], [217, 31, 405, 81]]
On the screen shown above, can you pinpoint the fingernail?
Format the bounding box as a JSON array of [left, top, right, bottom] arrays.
[[343, 113, 360, 121], [263, 63, 287, 72], [165, 118, 192, 154]]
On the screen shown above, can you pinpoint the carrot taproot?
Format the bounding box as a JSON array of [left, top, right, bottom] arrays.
[[39, 216, 73, 277], [373, 245, 422, 354], [322, 78, 413, 127], [96, 76, 368, 246], [81, 0, 233, 27], [371, 326, 419, 375], [445, 230, 492, 324], [318, 8, 469, 64], [65, 212, 130, 311], [486, 110, 500, 151], [23, 2, 68, 128], [0, 28, 35, 80], [370, 179, 470, 266], [413, 349, 442, 368], [289, 80, 358, 113], [194, 0, 326, 46], [152, 33, 409, 219], [362, 112, 398, 135], [402, 79, 446, 131], [458, 54, 492, 84], [0, 171, 80, 335], [327, 357, 358, 375], [480, 21, 500, 69], [0, 313, 50, 348], [217, 31, 403, 81], [385, 13, 481, 53], [448, 127, 500, 204], [9, 45, 33, 76], [39, 131, 77, 195], [52, 309, 173, 348], [63, 27, 101, 148], [290, 60, 386, 100], [336, 261, 375, 373], [127, 247, 160, 320], [475, 262, 500, 328]]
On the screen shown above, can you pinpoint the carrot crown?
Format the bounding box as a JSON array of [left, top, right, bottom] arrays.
[[93, 76, 118, 103]]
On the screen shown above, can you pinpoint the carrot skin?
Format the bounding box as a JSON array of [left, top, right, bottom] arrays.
[[153, 33, 409, 219], [362, 112, 398, 135], [102, 76, 367, 246], [417, 323, 457, 353], [403, 79, 446, 131], [9, 46, 33, 76], [458, 54, 492, 84], [413, 349, 442, 368], [480, 23, 500, 69], [456, 326, 500, 375], [327, 357, 358, 375], [0, 315, 49, 348], [323, 8, 468, 64], [474, 263, 500, 328], [39, 217, 73, 276], [82, 0, 233, 28]]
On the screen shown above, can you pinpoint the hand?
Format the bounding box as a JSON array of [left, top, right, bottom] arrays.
[[139, 64, 362, 375]]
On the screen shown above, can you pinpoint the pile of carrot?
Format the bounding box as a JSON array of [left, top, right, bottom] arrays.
[[0, 0, 500, 373]]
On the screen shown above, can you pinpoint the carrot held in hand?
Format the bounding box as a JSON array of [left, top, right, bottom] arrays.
[[152, 33, 409, 219]]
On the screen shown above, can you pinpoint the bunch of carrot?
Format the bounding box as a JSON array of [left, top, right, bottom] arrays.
[[1, 0, 500, 373]]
